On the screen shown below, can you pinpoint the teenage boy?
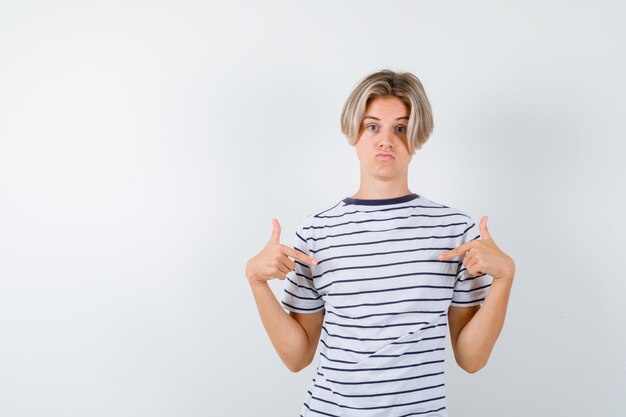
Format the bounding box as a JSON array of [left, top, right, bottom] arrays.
[[246, 69, 515, 417]]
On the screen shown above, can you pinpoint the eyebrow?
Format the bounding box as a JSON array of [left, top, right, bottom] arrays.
[[363, 116, 409, 121]]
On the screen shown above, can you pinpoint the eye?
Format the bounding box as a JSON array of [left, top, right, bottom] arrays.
[[396, 126, 407, 133], [366, 124, 378, 132]]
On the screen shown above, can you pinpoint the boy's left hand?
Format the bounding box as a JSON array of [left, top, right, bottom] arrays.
[[438, 216, 515, 281]]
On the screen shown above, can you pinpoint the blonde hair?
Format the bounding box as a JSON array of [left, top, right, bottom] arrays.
[[340, 69, 434, 155]]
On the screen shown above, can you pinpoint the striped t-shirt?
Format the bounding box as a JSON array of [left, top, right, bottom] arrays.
[[280, 192, 493, 417]]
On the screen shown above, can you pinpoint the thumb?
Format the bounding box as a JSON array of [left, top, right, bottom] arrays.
[[479, 215, 492, 240], [269, 218, 281, 244]]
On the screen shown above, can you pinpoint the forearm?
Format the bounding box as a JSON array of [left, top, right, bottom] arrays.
[[247, 279, 310, 372], [455, 275, 514, 372]]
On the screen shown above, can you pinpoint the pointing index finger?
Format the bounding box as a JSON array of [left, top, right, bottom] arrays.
[[282, 245, 318, 266], [438, 242, 472, 261]]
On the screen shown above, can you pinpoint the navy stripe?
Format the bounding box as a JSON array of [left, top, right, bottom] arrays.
[[458, 274, 487, 282], [321, 370, 444, 386], [286, 277, 317, 293], [296, 231, 307, 245], [320, 338, 375, 355], [284, 289, 323, 301], [294, 258, 311, 269], [310, 393, 446, 410], [315, 246, 456, 266], [281, 301, 324, 311], [322, 358, 445, 373], [317, 271, 455, 291], [293, 271, 314, 282], [398, 406, 447, 417], [325, 319, 430, 329], [453, 283, 492, 293], [321, 323, 447, 343], [370, 347, 445, 359], [302, 402, 340, 417], [310, 233, 466, 254], [319, 351, 358, 364], [326, 284, 453, 297], [325, 309, 446, 320], [313, 381, 445, 398], [313, 258, 456, 279], [304, 218, 467, 232], [305, 221, 468, 242], [328, 203, 448, 216], [322, 326, 398, 342], [333, 297, 452, 310], [314, 203, 460, 219], [392, 335, 447, 346], [313, 201, 344, 218], [451, 298, 486, 304]]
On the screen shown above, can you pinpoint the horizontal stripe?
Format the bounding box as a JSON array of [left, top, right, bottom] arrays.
[[398, 406, 447, 417], [450, 298, 486, 304], [281, 301, 324, 312], [303, 403, 447, 417], [284, 289, 323, 300], [322, 359, 445, 373], [325, 319, 430, 329], [326, 284, 453, 297], [317, 270, 455, 291], [325, 309, 446, 320], [310, 392, 446, 410], [453, 283, 492, 293], [311, 232, 466, 254], [302, 402, 339, 417], [320, 339, 375, 355], [319, 351, 358, 364], [313, 203, 450, 218], [313, 381, 445, 398], [321, 325, 398, 342], [304, 218, 467, 234], [316, 246, 456, 266], [314, 258, 457, 279], [285, 277, 317, 293], [321, 370, 444, 386], [370, 347, 445, 359], [333, 297, 452, 309], [392, 334, 447, 346]]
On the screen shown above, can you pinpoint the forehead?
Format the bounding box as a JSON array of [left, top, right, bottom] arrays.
[[363, 96, 409, 120]]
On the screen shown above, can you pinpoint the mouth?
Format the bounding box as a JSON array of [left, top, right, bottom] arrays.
[[377, 153, 394, 160]]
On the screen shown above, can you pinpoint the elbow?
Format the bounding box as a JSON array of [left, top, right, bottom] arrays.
[[455, 351, 488, 374], [459, 358, 487, 374], [285, 357, 311, 373], [286, 361, 308, 373]]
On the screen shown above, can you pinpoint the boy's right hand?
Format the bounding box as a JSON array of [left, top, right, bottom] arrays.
[[246, 218, 318, 285]]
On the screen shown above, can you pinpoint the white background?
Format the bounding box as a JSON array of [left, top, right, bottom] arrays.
[[1, 1, 625, 416]]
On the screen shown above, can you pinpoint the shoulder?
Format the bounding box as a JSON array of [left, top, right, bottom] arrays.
[[415, 194, 474, 224], [294, 197, 347, 242]]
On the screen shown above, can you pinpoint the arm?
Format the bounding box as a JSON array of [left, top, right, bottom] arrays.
[[247, 279, 324, 372], [246, 218, 324, 373], [440, 215, 515, 373], [448, 275, 513, 373]]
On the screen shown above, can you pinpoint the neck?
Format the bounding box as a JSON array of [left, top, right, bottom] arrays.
[[351, 175, 411, 200]]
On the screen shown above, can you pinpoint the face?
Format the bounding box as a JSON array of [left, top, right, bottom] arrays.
[[355, 96, 413, 183]]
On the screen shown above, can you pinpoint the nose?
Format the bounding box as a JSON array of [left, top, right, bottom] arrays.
[[377, 127, 394, 150]]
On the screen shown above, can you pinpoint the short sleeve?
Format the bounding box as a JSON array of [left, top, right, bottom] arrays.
[[280, 222, 325, 314], [451, 220, 494, 307]]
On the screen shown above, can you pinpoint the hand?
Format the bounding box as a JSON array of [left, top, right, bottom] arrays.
[[246, 218, 318, 285], [438, 216, 515, 281]]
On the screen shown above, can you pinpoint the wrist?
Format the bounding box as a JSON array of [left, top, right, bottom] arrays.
[[491, 270, 514, 288], [492, 257, 515, 282], [247, 275, 267, 288]]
